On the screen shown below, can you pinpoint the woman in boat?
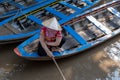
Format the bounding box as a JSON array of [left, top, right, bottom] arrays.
[[38, 17, 65, 58]]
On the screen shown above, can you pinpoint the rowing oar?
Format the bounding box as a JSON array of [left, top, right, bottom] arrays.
[[52, 57, 66, 80]]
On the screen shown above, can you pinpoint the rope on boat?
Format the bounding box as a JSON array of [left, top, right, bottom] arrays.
[[52, 57, 66, 80], [17, 0, 63, 20], [11, 8, 23, 23]]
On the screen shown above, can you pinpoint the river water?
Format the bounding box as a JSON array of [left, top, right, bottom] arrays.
[[1, 0, 120, 80]]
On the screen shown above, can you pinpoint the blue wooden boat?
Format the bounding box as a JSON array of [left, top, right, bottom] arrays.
[[0, 0, 51, 19], [0, 0, 100, 44], [14, 0, 120, 60]]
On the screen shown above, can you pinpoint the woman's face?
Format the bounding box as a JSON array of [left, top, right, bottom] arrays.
[[46, 27, 57, 37]]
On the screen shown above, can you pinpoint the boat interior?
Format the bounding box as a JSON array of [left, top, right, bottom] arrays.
[[24, 4, 120, 53]]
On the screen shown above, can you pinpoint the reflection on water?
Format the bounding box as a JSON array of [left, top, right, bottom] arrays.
[[0, 63, 26, 80], [96, 69, 120, 80], [104, 41, 120, 62], [0, 68, 9, 80]]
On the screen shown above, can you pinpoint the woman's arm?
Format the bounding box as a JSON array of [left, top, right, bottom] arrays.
[[46, 37, 62, 46], [39, 32, 53, 58]]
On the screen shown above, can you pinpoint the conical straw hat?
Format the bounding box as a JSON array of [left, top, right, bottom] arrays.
[[42, 17, 62, 31]]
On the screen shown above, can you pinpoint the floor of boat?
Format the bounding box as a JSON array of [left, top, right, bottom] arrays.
[[102, 20, 120, 31], [0, 25, 15, 35], [79, 24, 105, 41], [0, 23, 40, 36], [24, 36, 80, 53], [71, 20, 105, 41]]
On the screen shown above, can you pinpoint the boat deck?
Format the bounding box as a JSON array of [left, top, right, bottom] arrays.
[[0, 25, 14, 35]]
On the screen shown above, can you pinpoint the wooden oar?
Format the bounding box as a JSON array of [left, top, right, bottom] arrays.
[[52, 57, 66, 80]]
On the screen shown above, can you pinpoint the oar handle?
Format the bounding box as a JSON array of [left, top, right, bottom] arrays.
[[52, 57, 66, 80]]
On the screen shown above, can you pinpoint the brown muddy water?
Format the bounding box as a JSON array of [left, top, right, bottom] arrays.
[[1, 0, 120, 80]]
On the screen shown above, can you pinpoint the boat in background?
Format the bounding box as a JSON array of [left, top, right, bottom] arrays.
[[0, 0, 100, 44], [14, 0, 120, 60], [0, 0, 54, 20]]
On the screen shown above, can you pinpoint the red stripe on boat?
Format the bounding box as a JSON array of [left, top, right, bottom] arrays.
[[14, 48, 22, 56]]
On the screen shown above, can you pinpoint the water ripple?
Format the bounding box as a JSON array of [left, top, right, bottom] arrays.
[[104, 41, 120, 62]]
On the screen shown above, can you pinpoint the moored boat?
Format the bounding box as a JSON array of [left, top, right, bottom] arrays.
[[0, 0, 100, 44], [14, 0, 120, 60], [0, 0, 56, 20]]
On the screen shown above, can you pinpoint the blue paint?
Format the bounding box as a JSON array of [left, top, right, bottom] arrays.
[[45, 7, 67, 19], [28, 15, 43, 25], [9, 1, 25, 9], [9, 1, 43, 25], [60, 1, 80, 11], [62, 43, 92, 55], [63, 25, 87, 45], [0, 30, 39, 41], [18, 33, 40, 57], [82, 0, 92, 5], [59, 0, 100, 24]]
